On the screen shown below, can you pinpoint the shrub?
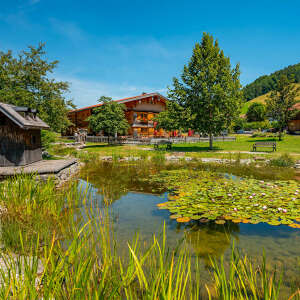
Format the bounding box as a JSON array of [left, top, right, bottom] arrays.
[[268, 154, 295, 168], [251, 131, 268, 138], [233, 117, 246, 131], [246, 102, 266, 122], [244, 120, 271, 130], [41, 130, 56, 149]]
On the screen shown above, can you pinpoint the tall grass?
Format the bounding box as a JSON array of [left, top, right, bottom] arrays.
[[208, 248, 287, 300], [0, 175, 83, 253], [0, 176, 299, 299]]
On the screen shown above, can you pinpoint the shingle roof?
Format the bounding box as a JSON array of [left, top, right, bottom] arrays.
[[69, 92, 168, 113], [0, 102, 50, 130]]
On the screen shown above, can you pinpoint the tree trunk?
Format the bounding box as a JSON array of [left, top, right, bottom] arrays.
[[278, 129, 283, 141], [209, 133, 213, 150]]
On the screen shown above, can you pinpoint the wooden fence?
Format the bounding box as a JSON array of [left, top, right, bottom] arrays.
[[62, 136, 236, 145]]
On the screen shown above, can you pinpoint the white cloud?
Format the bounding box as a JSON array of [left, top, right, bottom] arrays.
[[56, 75, 167, 108]]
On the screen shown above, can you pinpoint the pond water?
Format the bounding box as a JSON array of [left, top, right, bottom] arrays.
[[78, 162, 300, 292]]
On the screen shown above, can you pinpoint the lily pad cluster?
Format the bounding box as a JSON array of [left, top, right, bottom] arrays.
[[155, 170, 300, 227]]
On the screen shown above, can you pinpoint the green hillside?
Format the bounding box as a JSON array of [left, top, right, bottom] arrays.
[[241, 83, 300, 114], [243, 63, 300, 101]]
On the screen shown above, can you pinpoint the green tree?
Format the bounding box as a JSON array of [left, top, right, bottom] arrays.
[[233, 117, 246, 131], [266, 75, 300, 140], [0, 43, 74, 132], [168, 33, 243, 149], [246, 102, 266, 122], [153, 101, 192, 133], [87, 96, 129, 140]]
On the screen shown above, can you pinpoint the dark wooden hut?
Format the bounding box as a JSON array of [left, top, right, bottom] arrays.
[[0, 102, 50, 167]]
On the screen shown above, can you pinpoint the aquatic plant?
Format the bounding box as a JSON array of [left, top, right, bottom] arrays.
[[0, 175, 82, 253], [154, 169, 300, 226]]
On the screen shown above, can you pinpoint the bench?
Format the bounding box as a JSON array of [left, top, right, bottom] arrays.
[[252, 142, 276, 152], [153, 140, 172, 151]]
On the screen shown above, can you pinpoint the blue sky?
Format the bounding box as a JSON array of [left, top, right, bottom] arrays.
[[1, 0, 300, 107]]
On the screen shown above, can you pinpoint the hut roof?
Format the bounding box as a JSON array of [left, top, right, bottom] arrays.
[[0, 102, 50, 130]]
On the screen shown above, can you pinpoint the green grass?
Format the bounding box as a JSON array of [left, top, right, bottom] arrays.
[[170, 135, 300, 156], [80, 135, 300, 159]]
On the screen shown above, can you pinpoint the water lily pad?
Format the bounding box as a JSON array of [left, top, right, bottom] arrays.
[[288, 224, 300, 229], [152, 169, 300, 227], [157, 203, 168, 207], [199, 218, 209, 223], [215, 220, 225, 225], [170, 214, 182, 219], [241, 219, 250, 223], [267, 220, 280, 226], [232, 219, 242, 223], [176, 217, 191, 223]]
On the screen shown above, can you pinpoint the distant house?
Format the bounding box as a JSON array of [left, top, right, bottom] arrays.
[[66, 93, 168, 137], [288, 102, 300, 133], [0, 102, 50, 167]]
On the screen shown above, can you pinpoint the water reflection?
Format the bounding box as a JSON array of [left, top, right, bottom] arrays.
[[80, 161, 163, 203], [184, 221, 239, 264]]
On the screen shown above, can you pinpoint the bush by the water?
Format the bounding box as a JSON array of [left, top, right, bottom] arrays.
[[269, 154, 295, 168]]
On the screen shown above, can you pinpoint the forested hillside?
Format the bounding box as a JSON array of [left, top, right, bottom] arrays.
[[241, 83, 300, 114], [243, 63, 300, 101]]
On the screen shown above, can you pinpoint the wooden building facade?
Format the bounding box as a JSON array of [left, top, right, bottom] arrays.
[[66, 93, 168, 137], [0, 103, 50, 167], [288, 103, 300, 133]]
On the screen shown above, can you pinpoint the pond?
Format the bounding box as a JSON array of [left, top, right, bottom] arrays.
[[79, 161, 300, 293]]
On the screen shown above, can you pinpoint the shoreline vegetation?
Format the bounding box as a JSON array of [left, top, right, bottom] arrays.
[[0, 151, 300, 298]]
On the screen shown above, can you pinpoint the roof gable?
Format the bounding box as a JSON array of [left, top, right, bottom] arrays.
[[69, 92, 168, 113], [0, 102, 50, 130]]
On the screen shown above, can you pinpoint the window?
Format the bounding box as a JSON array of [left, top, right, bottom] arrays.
[[0, 116, 6, 126], [31, 135, 36, 145]]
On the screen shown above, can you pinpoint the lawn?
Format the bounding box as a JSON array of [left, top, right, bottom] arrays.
[[80, 134, 300, 160], [83, 143, 152, 157], [171, 134, 300, 155]]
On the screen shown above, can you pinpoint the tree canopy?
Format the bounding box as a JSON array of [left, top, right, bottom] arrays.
[[0, 43, 74, 132], [243, 62, 300, 101], [266, 75, 300, 140], [153, 100, 192, 133], [168, 33, 243, 149], [246, 102, 266, 122], [87, 96, 129, 137]]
